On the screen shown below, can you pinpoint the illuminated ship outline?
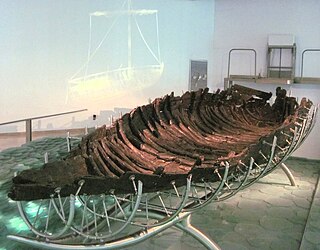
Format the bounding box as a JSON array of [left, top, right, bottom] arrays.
[[66, 0, 164, 106]]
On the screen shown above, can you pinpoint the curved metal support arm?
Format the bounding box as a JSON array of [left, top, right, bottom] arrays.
[[291, 119, 308, 153], [8, 211, 196, 250], [258, 136, 278, 178], [17, 195, 75, 240], [296, 105, 318, 151], [185, 164, 230, 211], [280, 163, 296, 186], [143, 174, 192, 228], [218, 158, 253, 201], [71, 181, 144, 240], [106, 180, 143, 238], [176, 215, 221, 250]]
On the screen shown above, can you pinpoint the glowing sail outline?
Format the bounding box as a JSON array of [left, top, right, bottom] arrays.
[[67, 0, 164, 105]]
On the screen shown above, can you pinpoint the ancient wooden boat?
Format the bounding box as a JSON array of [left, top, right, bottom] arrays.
[[9, 85, 313, 201]]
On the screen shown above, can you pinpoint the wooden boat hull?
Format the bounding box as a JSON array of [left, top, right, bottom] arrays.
[[9, 85, 313, 201]]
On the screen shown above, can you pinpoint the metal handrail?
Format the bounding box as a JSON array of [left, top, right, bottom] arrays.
[[0, 109, 87, 126], [300, 48, 320, 79], [227, 48, 257, 80], [0, 109, 87, 142]]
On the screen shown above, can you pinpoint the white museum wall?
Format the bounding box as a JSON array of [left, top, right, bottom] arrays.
[[0, 0, 215, 132], [212, 0, 320, 159]]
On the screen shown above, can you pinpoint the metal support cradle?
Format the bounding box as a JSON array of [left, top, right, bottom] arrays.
[[7, 104, 318, 250], [280, 163, 296, 186]]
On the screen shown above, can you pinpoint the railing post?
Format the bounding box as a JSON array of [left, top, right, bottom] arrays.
[[26, 119, 32, 142], [300, 48, 320, 80]]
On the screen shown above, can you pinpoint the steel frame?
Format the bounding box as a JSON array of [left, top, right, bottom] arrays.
[[7, 104, 318, 250]]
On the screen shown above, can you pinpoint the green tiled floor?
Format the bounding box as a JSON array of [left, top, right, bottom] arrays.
[[0, 137, 319, 250]]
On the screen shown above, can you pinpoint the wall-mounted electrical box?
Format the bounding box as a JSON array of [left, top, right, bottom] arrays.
[[189, 60, 208, 91]]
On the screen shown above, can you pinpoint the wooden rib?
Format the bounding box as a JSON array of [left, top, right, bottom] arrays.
[[96, 140, 125, 176]]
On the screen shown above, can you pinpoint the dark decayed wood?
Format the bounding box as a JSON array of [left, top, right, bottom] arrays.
[[8, 84, 312, 201]]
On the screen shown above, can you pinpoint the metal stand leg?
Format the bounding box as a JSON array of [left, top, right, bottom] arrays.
[[175, 215, 221, 250], [25, 119, 32, 142], [280, 163, 296, 186]]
